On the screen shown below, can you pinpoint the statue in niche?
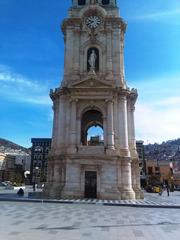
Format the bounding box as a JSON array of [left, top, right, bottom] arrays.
[[88, 50, 97, 70]]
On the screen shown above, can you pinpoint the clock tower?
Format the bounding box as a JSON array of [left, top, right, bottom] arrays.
[[45, 0, 143, 200]]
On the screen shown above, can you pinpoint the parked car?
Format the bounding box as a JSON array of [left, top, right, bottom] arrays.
[[1, 181, 14, 189], [0, 182, 6, 187], [145, 185, 161, 193], [174, 185, 180, 191]]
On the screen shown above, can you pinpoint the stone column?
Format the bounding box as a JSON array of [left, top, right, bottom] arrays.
[[113, 28, 121, 85], [106, 25, 113, 78], [53, 164, 61, 183], [47, 161, 54, 184], [103, 116, 107, 148], [69, 99, 77, 152], [73, 26, 80, 75], [57, 95, 66, 150], [51, 99, 58, 150], [118, 93, 135, 198], [65, 99, 71, 147], [127, 99, 138, 158], [50, 163, 62, 199], [107, 100, 115, 150], [120, 30, 125, 85], [64, 27, 73, 81], [121, 159, 135, 200], [113, 97, 119, 148], [118, 94, 130, 157], [131, 158, 143, 199], [77, 117, 81, 146], [127, 93, 143, 198]]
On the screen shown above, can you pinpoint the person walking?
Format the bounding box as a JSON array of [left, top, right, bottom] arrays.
[[165, 181, 170, 196], [159, 183, 163, 196]]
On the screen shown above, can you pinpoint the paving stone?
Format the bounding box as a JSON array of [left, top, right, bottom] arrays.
[[0, 191, 180, 240]]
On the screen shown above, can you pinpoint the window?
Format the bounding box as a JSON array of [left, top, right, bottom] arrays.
[[148, 167, 153, 175], [35, 147, 42, 153], [155, 167, 160, 175], [45, 147, 49, 154], [78, 0, 86, 5], [102, 0, 110, 5]]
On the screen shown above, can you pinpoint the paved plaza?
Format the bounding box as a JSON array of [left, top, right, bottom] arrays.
[[0, 199, 180, 240]]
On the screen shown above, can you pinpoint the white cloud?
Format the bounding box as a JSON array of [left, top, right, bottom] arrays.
[[132, 73, 180, 144], [129, 8, 180, 23], [135, 103, 180, 143], [0, 65, 51, 105], [155, 96, 180, 106]]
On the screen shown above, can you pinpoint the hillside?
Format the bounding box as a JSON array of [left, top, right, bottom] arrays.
[[0, 138, 30, 154], [144, 139, 180, 161]]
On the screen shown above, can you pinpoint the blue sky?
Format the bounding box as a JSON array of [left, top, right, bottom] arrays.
[[0, 0, 180, 147]]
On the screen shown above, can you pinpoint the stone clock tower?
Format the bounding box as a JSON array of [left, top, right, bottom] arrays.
[[45, 0, 143, 200]]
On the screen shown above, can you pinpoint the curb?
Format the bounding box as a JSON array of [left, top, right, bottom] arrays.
[[0, 197, 180, 209]]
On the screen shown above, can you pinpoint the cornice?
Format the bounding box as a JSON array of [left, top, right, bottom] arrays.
[[49, 87, 70, 101], [61, 18, 82, 33]]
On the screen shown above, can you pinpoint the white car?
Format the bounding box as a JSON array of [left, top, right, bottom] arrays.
[[1, 181, 14, 189]]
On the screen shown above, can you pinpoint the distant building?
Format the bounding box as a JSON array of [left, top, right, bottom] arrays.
[[0, 153, 6, 181], [136, 141, 146, 187], [30, 138, 51, 184], [0, 153, 24, 183], [146, 160, 174, 186], [88, 136, 104, 146], [15, 154, 31, 172], [4, 153, 31, 172], [171, 150, 180, 186], [0, 153, 15, 181]]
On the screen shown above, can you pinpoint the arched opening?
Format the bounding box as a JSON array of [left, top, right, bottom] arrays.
[[87, 126, 104, 146], [87, 47, 99, 72], [81, 110, 104, 146]]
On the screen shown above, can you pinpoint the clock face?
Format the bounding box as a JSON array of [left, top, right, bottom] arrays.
[[86, 16, 101, 29]]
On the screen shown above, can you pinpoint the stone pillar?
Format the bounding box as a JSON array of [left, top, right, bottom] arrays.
[[118, 93, 135, 199], [51, 99, 58, 150], [77, 117, 81, 146], [127, 99, 138, 158], [50, 163, 62, 198], [57, 95, 66, 150], [73, 26, 80, 75], [113, 28, 121, 85], [118, 94, 130, 157], [103, 116, 107, 148], [121, 159, 135, 200], [113, 97, 119, 148], [65, 99, 70, 147], [128, 101, 138, 194], [106, 25, 113, 79], [64, 27, 73, 81], [69, 99, 77, 152], [107, 100, 115, 150], [127, 93, 143, 198], [131, 158, 143, 199], [47, 161, 54, 184], [120, 29, 125, 85]]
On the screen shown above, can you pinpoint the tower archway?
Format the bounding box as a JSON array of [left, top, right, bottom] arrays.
[[81, 109, 104, 145]]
